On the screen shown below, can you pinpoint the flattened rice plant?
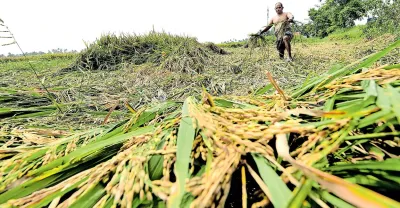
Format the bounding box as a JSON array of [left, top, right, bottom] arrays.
[[69, 32, 212, 73], [0, 39, 400, 208]]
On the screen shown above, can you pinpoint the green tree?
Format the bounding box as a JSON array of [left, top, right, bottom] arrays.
[[306, 0, 367, 37], [364, 0, 400, 37]]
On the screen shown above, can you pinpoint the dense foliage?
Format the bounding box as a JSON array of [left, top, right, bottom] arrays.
[[364, 0, 400, 37], [304, 0, 367, 38], [303, 0, 400, 38]]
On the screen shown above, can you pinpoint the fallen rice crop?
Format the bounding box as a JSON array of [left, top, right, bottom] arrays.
[[0, 39, 399, 208], [66, 32, 214, 74]]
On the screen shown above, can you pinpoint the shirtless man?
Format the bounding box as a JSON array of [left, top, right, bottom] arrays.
[[259, 2, 294, 61]]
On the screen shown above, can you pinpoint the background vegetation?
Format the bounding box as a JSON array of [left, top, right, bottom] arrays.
[[301, 0, 400, 38]]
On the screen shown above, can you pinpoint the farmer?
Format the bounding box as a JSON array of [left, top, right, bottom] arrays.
[[259, 2, 294, 61]]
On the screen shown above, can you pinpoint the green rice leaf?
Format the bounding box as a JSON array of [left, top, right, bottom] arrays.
[[28, 126, 154, 177], [181, 193, 195, 208], [287, 178, 313, 208], [382, 64, 400, 70], [148, 155, 164, 180], [168, 97, 196, 207], [0, 165, 90, 204], [377, 86, 391, 111], [130, 101, 179, 131], [363, 80, 378, 99], [322, 97, 335, 121], [335, 93, 366, 100], [104, 197, 114, 208], [300, 39, 400, 96], [214, 98, 257, 109], [345, 175, 400, 189], [358, 110, 391, 128], [29, 177, 88, 208], [254, 84, 273, 95], [0, 175, 59, 204], [252, 153, 292, 208], [345, 132, 400, 140], [354, 39, 400, 69], [387, 84, 400, 123], [320, 191, 355, 208], [327, 159, 400, 171], [69, 184, 106, 208]]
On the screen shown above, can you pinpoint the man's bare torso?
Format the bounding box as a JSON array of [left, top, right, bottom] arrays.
[[271, 12, 291, 24]]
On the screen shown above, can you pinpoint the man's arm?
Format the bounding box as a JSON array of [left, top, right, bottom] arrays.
[[259, 18, 274, 34]]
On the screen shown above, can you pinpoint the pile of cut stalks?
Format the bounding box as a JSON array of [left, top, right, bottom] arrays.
[[0, 40, 400, 208], [66, 32, 213, 74]]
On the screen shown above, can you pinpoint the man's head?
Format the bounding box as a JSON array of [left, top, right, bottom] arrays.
[[275, 2, 283, 14]]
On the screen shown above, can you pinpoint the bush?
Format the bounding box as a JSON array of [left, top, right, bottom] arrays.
[[327, 25, 366, 40], [363, 0, 400, 38]]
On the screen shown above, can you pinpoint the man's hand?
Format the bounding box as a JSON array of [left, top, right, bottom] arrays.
[[258, 25, 272, 36], [288, 15, 294, 23]]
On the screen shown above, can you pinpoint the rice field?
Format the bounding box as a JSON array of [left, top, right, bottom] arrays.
[[0, 32, 400, 208]]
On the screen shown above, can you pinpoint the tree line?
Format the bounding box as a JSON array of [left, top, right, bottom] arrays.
[[0, 48, 78, 57], [299, 0, 399, 38]]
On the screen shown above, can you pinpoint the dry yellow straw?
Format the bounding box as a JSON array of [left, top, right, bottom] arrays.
[[265, 71, 287, 101], [241, 166, 247, 208]]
